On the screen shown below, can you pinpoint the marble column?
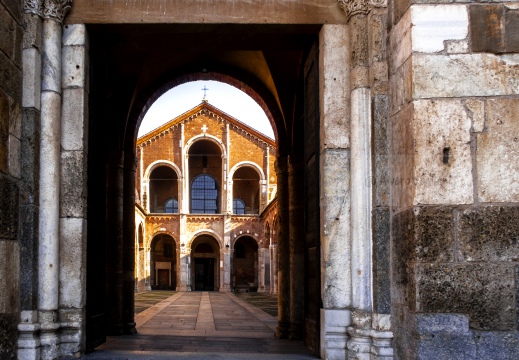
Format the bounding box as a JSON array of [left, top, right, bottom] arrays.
[[274, 157, 290, 338], [59, 23, 89, 357], [318, 23, 352, 360], [339, 2, 375, 358], [35, 0, 71, 358], [122, 153, 137, 334], [288, 155, 304, 340]]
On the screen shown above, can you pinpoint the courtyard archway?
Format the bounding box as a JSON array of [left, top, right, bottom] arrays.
[[190, 235, 221, 291]]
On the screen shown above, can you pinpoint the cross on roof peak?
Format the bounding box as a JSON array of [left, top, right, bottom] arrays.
[[202, 85, 209, 102]]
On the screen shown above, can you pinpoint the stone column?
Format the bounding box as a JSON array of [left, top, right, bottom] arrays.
[[288, 155, 304, 340], [18, 5, 43, 360], [105, 150, 124, 335], [176, 214, 191, 291], [318, 23, 352, 360], [122, 152, 136, 334], [35, 0, 71, 358], [59, 23, 89, 357], [274, 156, 290, 338], [221, 214, 232, 292], [269, 244, 278, 294]]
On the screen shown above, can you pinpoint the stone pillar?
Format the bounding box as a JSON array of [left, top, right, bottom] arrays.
[[105, 150, 124, 335], [269, 244, 278, 294], [122, 153, 136, 334], [177, 214, 190, 291], [18, 6, 43, 360], [318, 23, 352, 360], [288, 155, 304, 340], [274, 156, 290, 338], [221, 214, 232, 292], [36, 0, 71, 357], [59, 23, 89, 357]]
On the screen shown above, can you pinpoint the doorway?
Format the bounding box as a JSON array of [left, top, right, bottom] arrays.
[[190, 236, 220, 291], [194, 258, 215, 291]]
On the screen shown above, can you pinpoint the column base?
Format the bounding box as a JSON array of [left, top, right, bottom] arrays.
[[320, 309, 350, 360], [176, 285, 191, 292], [219, 284, 232, 292], [18, 311, 41, 360], [289, 322, 304, 340], [275, 321, 290, 339], [123, 322, 137, 335]]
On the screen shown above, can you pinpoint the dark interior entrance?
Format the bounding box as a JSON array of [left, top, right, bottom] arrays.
[[194, 258, 215, 291]]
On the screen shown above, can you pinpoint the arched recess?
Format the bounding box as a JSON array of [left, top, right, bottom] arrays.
[[148, 166, 179, 213], [187, 138, 224, 214], [150, 233, 177, 290], [190, 235, 221, 291], [232, 235, 259, 292], [230, 163, 263, 214]]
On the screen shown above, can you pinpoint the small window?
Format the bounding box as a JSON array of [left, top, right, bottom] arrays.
[[233, 199, 245, 215], [164, 198, 178, 213]]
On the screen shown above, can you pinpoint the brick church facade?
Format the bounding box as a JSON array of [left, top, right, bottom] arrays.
[[134, 101, 278, 293]]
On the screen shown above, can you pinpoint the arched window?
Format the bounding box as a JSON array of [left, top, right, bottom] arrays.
[[164, 198, 178, 213], [191, 175, 218, 214], [233, 198, 245, 215]]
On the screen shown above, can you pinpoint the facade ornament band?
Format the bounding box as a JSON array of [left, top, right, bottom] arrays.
[[338, 0, 387, 21], [24, 0, 72, 23]]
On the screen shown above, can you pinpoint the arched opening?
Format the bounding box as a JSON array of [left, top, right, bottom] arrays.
[[232, 166, 261, 214], [189, 140, 223, 214], [149, 166, 179, 213], [190, 235, 220, 291], [232, 236, 259, 292], [85, 24, 322, 355], [150, 234, 177, 290]]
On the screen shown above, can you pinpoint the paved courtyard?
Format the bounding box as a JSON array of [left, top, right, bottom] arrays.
[[84, 292, 316, 359]]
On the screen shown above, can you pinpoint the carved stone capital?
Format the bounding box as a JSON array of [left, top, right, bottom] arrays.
[[338, 0, 369, 20], [43, 0, 72, 23], [338, 0, 387, 21], [23, 0, 44, 17], [25, 0, 72, 23]]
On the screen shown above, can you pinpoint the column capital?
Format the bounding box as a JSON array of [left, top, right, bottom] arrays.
[[338, 0, 386, 21], [24, 0, 72, 23]]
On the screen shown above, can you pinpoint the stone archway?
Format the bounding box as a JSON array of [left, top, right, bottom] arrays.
[[232, 236, 259, 292], [190, 235, 221, 291], [17, 3, 384, 358], [150, 234, 177, 290]]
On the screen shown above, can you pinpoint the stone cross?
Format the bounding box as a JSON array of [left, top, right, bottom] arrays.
[[201, 124, 208, 133]]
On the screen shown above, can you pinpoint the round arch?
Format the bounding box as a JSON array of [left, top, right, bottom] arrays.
[[187, 229, 224, 250], [228, 161, 265, 181], [184, 134, 226, 158], [129, 70, 286, 153], [149, 233, 178, 290], [190, 234, 221, 291], [144, 160, 182, 181]]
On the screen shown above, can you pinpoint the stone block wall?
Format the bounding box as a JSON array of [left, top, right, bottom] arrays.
[[389, 2, 519, 358], [0, 0, 22, 358]]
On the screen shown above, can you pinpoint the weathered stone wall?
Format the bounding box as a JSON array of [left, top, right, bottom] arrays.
[[0, 0, 22, 358], [389, 2, 519, 358]]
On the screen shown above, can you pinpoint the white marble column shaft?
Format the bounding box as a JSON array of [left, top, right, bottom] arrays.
[[350, 87, 373, 311]]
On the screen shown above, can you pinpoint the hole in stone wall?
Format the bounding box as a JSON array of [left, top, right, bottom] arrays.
[[443, 147, 450, 165]]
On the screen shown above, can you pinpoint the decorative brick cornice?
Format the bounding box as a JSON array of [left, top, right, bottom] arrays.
[[24, 0, 72, 23], [338, 0, 386, 21]]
